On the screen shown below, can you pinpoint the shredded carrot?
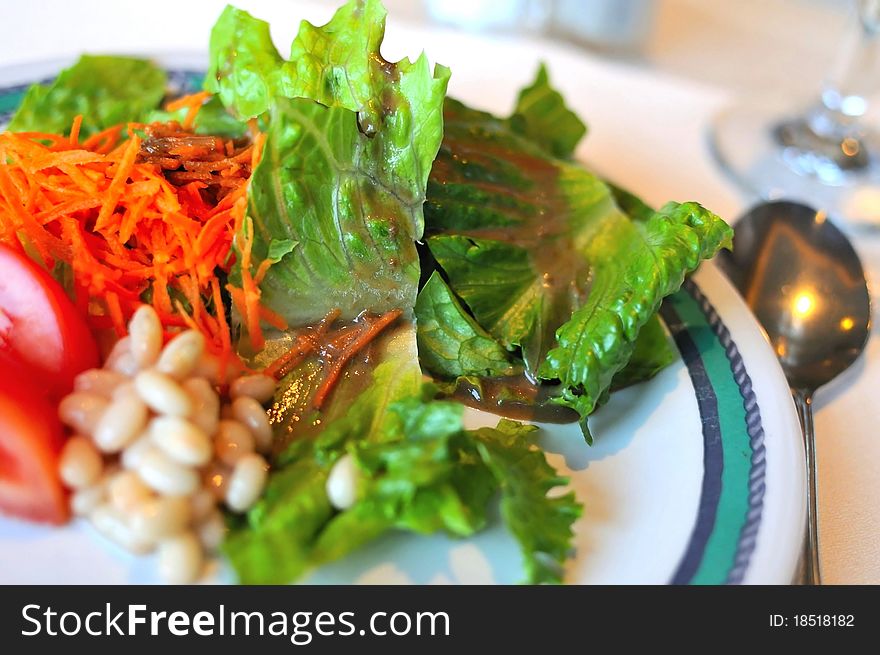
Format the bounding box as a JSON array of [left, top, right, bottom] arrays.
[[259, 305, 288, 331], [105, 291, 126, 337], [94, 134, 141, 231], [0, 108, 263, 364], [69, 115, 83, 146], [265, 335, 314, 380], [311, 309, 402, 409], [165, 91, 211, 131], [264, 309, 341, 380]]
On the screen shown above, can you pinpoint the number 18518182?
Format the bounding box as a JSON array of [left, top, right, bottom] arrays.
[[770, 614, 855, 628]]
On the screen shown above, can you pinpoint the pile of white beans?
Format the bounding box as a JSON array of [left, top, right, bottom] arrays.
[[56, 306, 276, 583]]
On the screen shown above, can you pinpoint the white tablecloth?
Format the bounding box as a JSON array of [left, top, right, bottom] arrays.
[[2, 0, 877, 584]]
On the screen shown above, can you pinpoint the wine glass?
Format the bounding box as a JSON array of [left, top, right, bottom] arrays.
[[711, 0, 880, 229]]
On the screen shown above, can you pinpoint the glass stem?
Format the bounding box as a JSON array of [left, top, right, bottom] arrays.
[[809, 0, 880, 142], [773, 1, 880, 181]]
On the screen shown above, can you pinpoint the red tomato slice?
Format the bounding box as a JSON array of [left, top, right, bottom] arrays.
[[0, 244, 98, 397], [0, 364, 69, 525]]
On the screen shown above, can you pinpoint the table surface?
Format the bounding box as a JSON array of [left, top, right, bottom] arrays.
[[1, 0, 877, 585]]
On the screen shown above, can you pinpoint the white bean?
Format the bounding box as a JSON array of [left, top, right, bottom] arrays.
[[74, 369, 126, 397], [326, 453, 359, 510], [71, 483, 106, 516], [196, 510, 226, 552], [111, 381, 139, 402], [121, 433, 153, 470], [107, 470, 153, 513], [58, 393, 108, 435], [112, 353, 140, 377], [157, 532, 203, 584], [136, 447, 199, 496], [58, 436, 103, 489], [90, 504, 153, 554], [105, 337, 137, 375], [202, 463, 230, 501], [129, 305, 163, 368], [213, 420, 254, 466], [134, 370, 192, 416], [150, 416, 211, 466], [93, 395, 148, 453], [232, 396, 273, 453], [130, 496, 192, 542], [225, 453, 268, 512], [229, 374, 275, 404], [182, 378, 219, 437], [189, 489, 215, 523], [192, 352, 223, 385], [156, 330, 205, 380]]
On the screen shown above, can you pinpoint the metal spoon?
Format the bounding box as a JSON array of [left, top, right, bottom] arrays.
[[716, 200, 871, 585]]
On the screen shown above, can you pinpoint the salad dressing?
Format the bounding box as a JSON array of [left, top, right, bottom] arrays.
[[266, 314, 395, 450], [427, 106, 594, 422], [451, 375, 580, 424]]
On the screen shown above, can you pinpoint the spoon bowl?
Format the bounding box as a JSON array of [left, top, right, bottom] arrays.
[[719, 201, 871, 392], [716, 199, 871, 585]]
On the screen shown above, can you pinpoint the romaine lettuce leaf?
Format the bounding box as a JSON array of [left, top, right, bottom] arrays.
[[471, 419, 581, 584], [225, 365, 578, 584], [224, 333, 425, 584], [424, 98, 732, 429], [205, 6, 284, 120], [208, 2, 449, 325], [415, 271, 516, 379], [8, 55, 166, 137], [539, 201, 732, 418], [610, 313, 675, 390], [425, 233, 585, 376], [209, 1, 446, 191], [507, 63, 586, 159]]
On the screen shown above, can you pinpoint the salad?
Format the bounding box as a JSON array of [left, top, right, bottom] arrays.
[[0, 0, 732, 584]]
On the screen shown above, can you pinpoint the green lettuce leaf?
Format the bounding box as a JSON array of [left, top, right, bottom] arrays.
[[608, 182, 655, 223], [425, 233, 586, 376], [8, 55, 166, 137], [471, 419, 581, 584], [224, 334, 425, 584], [205, 5, 285, 120], [539, 201, 732, 417], [209, 2, 449, 326], [603, 187, 677, 388], [610, 313, 675, 390], [225, 372, 578, 584], [415, 271, 516, 379], [506, 63, 586, 159], [208, 1, 447, 185], [425, 98, 732, 428]]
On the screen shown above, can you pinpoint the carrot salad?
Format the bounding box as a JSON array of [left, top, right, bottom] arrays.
[[0, 93, 277, 370]]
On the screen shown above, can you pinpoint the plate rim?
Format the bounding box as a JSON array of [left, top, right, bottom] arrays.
[[690, 262, 805, 584]]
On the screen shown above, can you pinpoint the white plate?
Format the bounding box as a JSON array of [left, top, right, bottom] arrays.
[[0, 56, 805, 585]]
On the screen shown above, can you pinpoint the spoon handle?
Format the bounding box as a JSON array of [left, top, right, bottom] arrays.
[[793, 390, 822, 585]]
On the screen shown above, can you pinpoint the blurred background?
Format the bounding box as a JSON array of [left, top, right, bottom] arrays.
[[388, 0, 853, 97], [0, 0, 854, 99]]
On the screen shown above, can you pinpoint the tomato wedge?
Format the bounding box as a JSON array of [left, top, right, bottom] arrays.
[[0, 363, 69, 524], [0, 244, 98, 397]]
